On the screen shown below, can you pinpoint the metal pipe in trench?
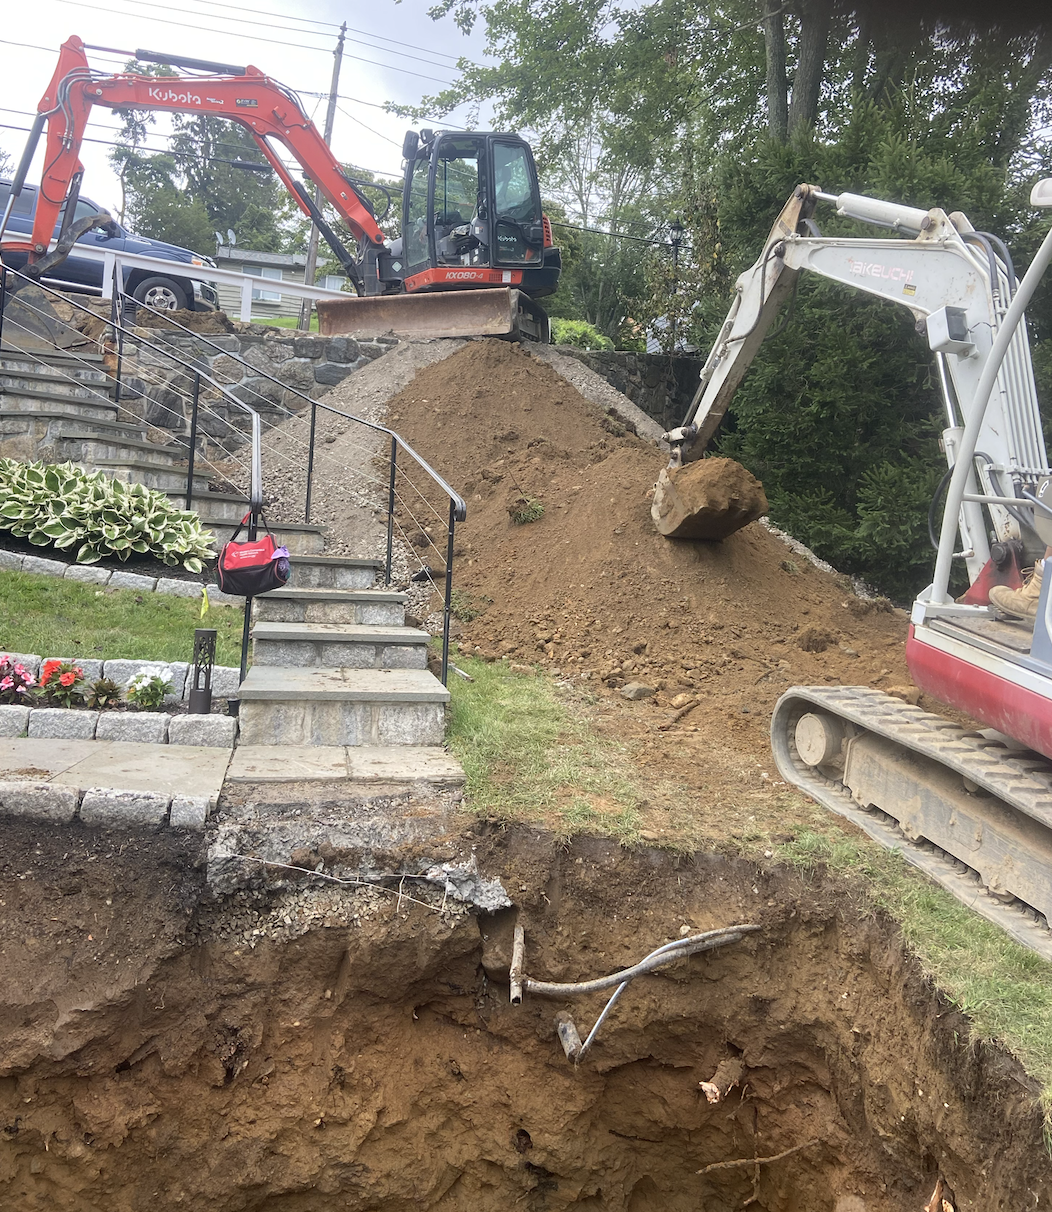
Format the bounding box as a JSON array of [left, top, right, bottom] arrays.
[[510, 924, 761, 1062]]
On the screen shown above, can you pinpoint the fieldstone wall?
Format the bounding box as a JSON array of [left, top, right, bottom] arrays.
[[118, 327, 399, 452], [552, 347, 700, 432]]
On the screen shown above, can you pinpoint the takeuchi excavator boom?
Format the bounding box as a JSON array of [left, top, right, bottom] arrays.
[[0, 35, 561, 340], [655, 178, 1052, 960]]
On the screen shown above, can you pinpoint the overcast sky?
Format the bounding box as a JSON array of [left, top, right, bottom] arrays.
[[0, 0, 495, 230]]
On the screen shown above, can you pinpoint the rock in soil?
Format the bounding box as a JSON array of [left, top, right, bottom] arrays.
[[652, 456, 769, 540]]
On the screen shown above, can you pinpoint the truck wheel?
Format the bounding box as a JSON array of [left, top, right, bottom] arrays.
[[132, 276, 188, 312]]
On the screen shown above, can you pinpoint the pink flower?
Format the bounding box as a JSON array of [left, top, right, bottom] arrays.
[[0, 677, 11, 691]]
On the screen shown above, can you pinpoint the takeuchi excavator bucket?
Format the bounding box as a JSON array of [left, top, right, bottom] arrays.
[[316, 287, 548, 343]]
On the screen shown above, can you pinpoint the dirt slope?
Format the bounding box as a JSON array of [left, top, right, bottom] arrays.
[[387, 340, 916, 829]]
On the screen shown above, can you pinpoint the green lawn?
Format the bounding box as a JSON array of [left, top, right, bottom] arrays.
[[0, 569, 244, 665], [254, 315, 320, 332]]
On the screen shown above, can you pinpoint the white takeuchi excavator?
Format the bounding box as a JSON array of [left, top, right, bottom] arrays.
[[653, 178, 1052, 959]]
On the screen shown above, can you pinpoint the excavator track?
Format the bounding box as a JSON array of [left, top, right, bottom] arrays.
[[771, 686, 1052, 961]]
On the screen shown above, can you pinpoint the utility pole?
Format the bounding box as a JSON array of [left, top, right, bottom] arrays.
[[298, 22, 346, 331]]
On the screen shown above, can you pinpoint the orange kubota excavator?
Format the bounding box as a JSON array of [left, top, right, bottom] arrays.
[[0, 35, 561, 340]]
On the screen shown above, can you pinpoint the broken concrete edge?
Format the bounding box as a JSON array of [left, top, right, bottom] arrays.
[[0, 780, 213, 830], [207, 831, 511, 912], [0, 549, 242, 607], [0, 703, 239, 745]]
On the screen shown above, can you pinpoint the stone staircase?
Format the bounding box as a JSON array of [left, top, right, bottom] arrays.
[[0, 346, 325, 552], [238, 555, 450, 748]]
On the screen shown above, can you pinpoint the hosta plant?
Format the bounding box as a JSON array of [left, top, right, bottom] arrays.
[[0, 460, 215, 572], [86, 677, 122, 710], [0, 655, 36, 704], [126, 672, 173, 712], [37, 659, 86, 708]]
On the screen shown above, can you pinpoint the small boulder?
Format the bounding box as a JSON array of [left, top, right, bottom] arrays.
[[651, 457, 768, 540], [621, 682, 656, 701]]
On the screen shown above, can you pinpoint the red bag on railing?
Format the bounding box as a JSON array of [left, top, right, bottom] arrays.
[[216, 513, 290, 597]]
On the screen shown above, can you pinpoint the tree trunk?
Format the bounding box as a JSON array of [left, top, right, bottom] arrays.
[[763, 0, 789, 141], [788, 0, 833, 136]]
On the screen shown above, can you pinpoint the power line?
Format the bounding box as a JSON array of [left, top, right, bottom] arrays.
[[335, 104, 403, 149], [120, 0, 480, 66], [68, 0, 474, 75], [0, 120, 405, 184], [14, 3, 462, 85]]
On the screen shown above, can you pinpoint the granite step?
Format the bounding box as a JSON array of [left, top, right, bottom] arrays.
[[251, 620, 430, 669], [0, 382, 118, 414], [237, 666, 449, 747], [254, 586, 406, 625], [0, 409, 143, 443], [90, 457, 213, 496], [0, 364, 115, 400], [287, 554, 383, 590], [52, 430, 184, 467], [196, 517, 327, 555]]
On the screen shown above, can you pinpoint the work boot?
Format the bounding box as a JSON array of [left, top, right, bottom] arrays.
[[989, 561, 1043, 620]]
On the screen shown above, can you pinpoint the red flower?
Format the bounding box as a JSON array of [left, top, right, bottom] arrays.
[[59, 671, 77, 687], [40, 659, 62, 686]]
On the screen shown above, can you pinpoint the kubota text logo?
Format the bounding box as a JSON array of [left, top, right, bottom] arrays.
[[847, 258, 914, 284], [148, 87, 202, 105]]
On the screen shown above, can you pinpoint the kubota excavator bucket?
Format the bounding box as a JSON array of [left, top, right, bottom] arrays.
[[316, 287, 548, 343]]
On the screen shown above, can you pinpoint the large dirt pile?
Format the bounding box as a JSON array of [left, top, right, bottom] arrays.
[[387, 340, 915, 813]]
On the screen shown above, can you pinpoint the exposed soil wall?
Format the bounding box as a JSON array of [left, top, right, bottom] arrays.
[[0, 818, 1048, 1211]]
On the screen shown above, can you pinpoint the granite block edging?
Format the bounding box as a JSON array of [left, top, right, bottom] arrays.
[[0, 551, 242, 606], [0, 705, 239, 745], [0, 780, 212, 831]]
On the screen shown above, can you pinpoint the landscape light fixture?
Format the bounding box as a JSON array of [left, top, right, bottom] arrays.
[[189, 628, 217, 714]]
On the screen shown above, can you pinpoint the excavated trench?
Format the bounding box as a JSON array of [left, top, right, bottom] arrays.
[[0, 816, 1049, 1212]]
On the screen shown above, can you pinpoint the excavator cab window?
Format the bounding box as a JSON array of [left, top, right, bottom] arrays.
[[433, 138, 482, 265], [404, 152, 431, 276], [491, 140, 542, 265]]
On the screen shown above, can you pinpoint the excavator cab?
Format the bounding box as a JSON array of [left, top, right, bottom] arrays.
[[391, 129, 560, 301]]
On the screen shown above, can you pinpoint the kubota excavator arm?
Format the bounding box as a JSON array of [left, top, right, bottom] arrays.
[[4, 35, 386, 288]]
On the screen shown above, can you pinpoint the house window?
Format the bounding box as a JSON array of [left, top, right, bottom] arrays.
[[321, 275, 345, 291], [244, 265, 282, 301]]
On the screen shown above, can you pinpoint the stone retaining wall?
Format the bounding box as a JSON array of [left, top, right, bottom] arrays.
[[553, 347, 700, 432], [119, 327, 400, 451]]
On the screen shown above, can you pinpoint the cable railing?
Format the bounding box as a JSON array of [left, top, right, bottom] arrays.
[[0, 262, 263, 687], [120, 294, 468, 685]]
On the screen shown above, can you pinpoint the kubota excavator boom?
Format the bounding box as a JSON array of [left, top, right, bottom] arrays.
[[654, 179, 1052, 960], [0, 36, 560, 340]]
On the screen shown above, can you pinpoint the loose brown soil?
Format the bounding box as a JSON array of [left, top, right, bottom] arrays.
[[0, 818, 1048, 1212], [384, 340, 916, 833]]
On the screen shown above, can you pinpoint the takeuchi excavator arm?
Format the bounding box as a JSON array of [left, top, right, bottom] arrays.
[[657, 182, 1048, 584], [9, 35, 386, 281]]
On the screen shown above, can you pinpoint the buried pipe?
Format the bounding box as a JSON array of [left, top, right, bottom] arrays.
[[511, 924, 760, 1062]]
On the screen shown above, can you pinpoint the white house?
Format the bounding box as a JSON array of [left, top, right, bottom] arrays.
[[214, 247, 347, 320]]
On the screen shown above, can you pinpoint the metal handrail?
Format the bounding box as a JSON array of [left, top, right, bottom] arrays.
[[120, 295, 467, 685], [0, 263, 264, 686]]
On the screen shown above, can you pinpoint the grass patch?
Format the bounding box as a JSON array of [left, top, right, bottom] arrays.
[[0, 569, 244, 665], [445, 651, 644, 843], [449, 589, 491, 622], [508, 496, 545, 525], [774, 822, 1052, 1105], [254, 315, 320, 332]]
